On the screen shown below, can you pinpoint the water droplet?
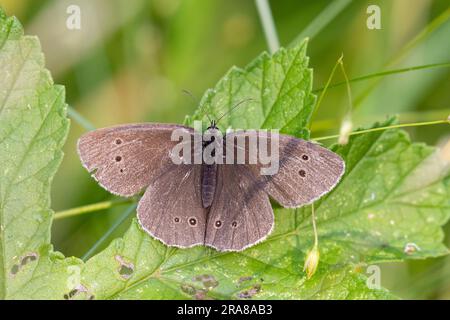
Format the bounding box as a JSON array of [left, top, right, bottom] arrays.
[[33, 213, 43, 222]]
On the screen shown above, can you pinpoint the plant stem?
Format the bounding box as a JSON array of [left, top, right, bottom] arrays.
[[313, 62, 450, 94], [311, 109, 450, 133], [311, 203, 318, 247], [313, 119, 449, 142], [67, 106, 96, 131], [255, 0, 280, 53], [291, 0, 353, 45], [54, 198, 134, 220], [339, 57, 353, 113], [309, 54, 343, 128], [81, 203, 137, 261]]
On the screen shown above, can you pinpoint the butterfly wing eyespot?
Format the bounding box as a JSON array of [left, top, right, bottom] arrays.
[[188, 217, 197, 226]]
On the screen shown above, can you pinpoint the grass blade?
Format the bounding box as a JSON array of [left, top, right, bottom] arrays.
[[291, 0, 353, 45], [255, 0, 280, 53], [81, 204, 137, 261]]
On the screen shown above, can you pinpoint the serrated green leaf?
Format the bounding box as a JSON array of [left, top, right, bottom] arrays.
[[0, 10, 81, 299], [81, 220, 395, 300], [186, 39, 316, 138]]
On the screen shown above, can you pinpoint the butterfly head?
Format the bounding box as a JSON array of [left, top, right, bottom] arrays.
[[207, 120, 218, 131]]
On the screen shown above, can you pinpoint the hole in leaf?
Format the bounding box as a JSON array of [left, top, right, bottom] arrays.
[[68, 289, 78, 298], [20, 253, 38, 266], [115, 255, 134, 279], [10, 264, 19, 275], [63, 285, 92, 300], [119, 265, 134, 277]]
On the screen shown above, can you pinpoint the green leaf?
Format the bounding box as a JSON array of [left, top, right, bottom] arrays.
[[186, 39, 316, 138], [80, 220, 394, 299], [0, 10, 81, 299]]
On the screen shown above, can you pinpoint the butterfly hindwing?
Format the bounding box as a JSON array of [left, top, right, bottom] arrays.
[[205, 165, 274, 251], [137, 164, 206, 248]]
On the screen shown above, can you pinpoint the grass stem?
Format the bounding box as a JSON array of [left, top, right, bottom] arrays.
[[291, 0, 353, 45], [54, 198, 134, 220], [81, 204, 137, 261], [255, 0, 280, 53], [67, 106, 96, 131], [313, 119, 449, 142]]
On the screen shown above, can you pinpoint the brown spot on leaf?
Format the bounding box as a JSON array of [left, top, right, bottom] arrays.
[[238, 276, 253, 285], [20, 252, 38, 266], [237, 284, 261, 299], [193, 274, 218, 289]]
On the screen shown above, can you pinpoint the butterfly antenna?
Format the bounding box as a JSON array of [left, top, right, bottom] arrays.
[[182, 89, 212, 123], [216, 98, 254, 125]]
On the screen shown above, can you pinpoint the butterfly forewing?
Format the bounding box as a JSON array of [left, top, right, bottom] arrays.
[[269, 135, 345, 207], [228, 131, 345, 208], [77, 123, 193, 197]]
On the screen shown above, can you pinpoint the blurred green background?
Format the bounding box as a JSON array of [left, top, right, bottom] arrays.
[[1, 0, 449, 299]]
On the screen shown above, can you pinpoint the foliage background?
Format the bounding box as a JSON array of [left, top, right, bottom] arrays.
[[1, 0, 449, 299]]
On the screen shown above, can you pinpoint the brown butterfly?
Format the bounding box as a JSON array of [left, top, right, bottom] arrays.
[[77, 120, 344, 251]]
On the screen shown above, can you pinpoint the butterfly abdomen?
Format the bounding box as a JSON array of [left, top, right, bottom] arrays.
[[201, 164, 217, 208]]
